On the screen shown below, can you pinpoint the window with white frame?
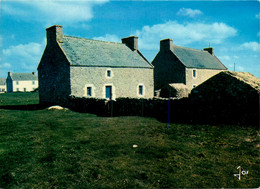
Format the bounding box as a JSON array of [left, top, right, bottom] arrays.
[[32, 81, 35, 85], [193, 70, 197, 78], [16, 81, 19, 85], [138, 85, 144, 96], [87, 87, 92, 97], [107, 70, 111, 77], [106, 69, 112, 78]]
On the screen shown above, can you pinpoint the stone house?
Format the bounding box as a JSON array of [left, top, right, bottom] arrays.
[[6, 72, 38, 93], [152, 38, 227, 97], [38, 25, 154, 105], [0, 78, 6, 93]]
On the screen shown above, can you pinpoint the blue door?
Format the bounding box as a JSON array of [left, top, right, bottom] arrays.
[[106, 86, 112, 99]]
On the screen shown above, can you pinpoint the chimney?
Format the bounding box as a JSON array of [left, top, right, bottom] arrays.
[[32, 72, 35, 75], [46, 25, 63, 45], [160, 38, 173, 52], [121, 36, 138, 51], [204, 47, 214, 56]]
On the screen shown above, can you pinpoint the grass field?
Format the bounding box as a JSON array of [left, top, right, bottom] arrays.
[[0, 92, 259, 188]]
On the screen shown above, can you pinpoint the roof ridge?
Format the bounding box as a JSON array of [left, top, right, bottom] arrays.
[[173, 45, 204, 52], [63, 35, 122, 45]]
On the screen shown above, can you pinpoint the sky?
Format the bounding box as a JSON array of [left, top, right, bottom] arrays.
[[0, 0, 259, 78]]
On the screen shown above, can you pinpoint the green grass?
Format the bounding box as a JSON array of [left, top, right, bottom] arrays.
[[0, 92, 259, 188]]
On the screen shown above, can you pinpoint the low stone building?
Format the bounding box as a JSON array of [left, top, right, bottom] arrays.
[[152, 38, 227, 98], [0, 78, 6, 93], [6, 72, 38, 92], [38, 25, 154, 105], [160, 83, 190, 98], [189, 71, 260, 126]]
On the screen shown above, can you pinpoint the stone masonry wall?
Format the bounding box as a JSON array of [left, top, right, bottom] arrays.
[[38, 43, 71, 105], [153, 51, 186, 90], [70, 66, 154, 99], [185, 68, 224, 89]]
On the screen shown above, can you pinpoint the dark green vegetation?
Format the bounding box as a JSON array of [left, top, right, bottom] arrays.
[[0, 93, 259, 188]]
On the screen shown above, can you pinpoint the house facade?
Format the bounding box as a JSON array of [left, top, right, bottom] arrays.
[[152, 39, 227, 97], [0, 78, 6, 93], [38, 25, 154, 105], [6, 72, 38, 92]]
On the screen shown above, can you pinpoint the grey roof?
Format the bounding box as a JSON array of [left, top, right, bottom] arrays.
[[59, 36, 153, 68], [0, 78, 6, 85], [172, 45, 227, 70], [10, 73, 38, 81]]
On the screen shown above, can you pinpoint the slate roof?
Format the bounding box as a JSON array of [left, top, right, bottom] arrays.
[[59, 36, 153, 68], [0, 78, 6, 85], [171, 45, 227, 70], [10, 73, 38, 81]]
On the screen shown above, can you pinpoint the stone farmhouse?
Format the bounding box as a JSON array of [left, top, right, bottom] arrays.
[[152, 38, 227, 98], [0, 78, 6, 93], [38, 25, 154, 105], [6, 72, 38, 93]]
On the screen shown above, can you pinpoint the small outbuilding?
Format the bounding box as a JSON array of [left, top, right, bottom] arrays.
[[189, 71, 260, 126], [160, 83, 190, 98]]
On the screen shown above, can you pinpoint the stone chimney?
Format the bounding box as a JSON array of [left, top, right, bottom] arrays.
[[46, 25, 63, 45], [121, 36, 138, 51], [160, 38, 173, 52], [8, 72, 12, 77], [204, 47, 214, 56]]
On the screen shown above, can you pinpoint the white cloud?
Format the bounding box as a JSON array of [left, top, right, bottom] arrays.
[[237, 65, 245, 71], [3, 42, 43, 57], [93, 34, 121, 42], [2, 0, 109, 25], [239, 42, 260, 52], [0, 63, 12, 69], [2, 41, 45, 72], [177, 8, 203, 18], [218, 55, 231, 62], [134, 21, 237, 50]]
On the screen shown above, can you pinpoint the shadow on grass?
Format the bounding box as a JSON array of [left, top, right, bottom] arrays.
[[0, 104, 47, 111]]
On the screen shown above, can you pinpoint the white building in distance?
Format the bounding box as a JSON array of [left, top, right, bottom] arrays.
[[6, 72, 38, 92]]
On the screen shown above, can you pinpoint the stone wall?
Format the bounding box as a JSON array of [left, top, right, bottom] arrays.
[[70, 66, 154, 99], [38, 42, 71, 105], [185, 68, 224, 89], [152, 51, 186, 90]]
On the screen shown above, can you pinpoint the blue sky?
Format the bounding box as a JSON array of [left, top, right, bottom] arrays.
[[0, 0, 259, 78]]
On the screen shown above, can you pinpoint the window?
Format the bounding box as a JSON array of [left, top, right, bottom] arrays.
[[105, 86, 112, 99], [87, 87, 92, 97], [17, 88, 19, 91], [32, 81, 35, 85], [193, 70, 197, 78], [139, 85, 143, 95], [107, 70, 111, 77], [24, 88, 26, 92], [16, 81, 19, 85]]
